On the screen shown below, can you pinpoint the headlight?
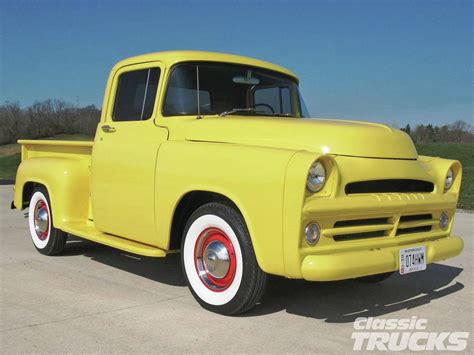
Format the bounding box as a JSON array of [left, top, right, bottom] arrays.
[[439, 211, 449, 229], [307, 161, 326, 193], [305, 223, 321, 245], [444, 168, 454, 191]]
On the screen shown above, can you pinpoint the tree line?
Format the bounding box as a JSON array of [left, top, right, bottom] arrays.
[[0, 100, 472, 145], [0, 100, 100, 145], [400, 121, 473, 144]]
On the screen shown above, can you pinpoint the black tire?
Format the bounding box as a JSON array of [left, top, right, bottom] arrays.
[[181, 202, 267, 315], [356, 271, 395, 283], [28, 186, 67, 256]]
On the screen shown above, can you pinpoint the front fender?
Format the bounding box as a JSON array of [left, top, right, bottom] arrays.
[[282, 152, 340, 278], [155, 141, 297, 276], [14, 157, 90, 229]]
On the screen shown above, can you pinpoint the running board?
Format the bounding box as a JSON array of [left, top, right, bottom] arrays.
[[61, 221, 167, 257]]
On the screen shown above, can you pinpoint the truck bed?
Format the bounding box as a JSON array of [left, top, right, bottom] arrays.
[[18, 139, 94, 161], [15, 139, 167, 257]]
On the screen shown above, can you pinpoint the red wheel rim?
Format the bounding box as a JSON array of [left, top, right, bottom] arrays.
[[33, 200, 49, 240], [194, 227, 236, 292]]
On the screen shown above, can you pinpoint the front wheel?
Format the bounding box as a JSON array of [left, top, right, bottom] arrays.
[[181, 202, 267, 315], [28, 186, 67, 255]]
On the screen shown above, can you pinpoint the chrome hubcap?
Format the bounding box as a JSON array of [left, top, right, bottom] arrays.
[[194, 227, 237, 291], [34, 201, 49, 240], [203, 241, 230, 279]]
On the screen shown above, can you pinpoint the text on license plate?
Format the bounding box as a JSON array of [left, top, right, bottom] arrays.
[[399, 246, 426, 275]]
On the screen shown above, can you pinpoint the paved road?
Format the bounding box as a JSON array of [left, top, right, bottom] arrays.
[[1, 185, 472, 353]]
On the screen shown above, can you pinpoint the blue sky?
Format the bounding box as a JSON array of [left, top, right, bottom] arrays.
[[1, 0, 472, 127]]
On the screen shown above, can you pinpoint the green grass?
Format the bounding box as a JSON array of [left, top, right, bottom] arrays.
[[416, 143, 473, 209], [0, 153, 21, 180]]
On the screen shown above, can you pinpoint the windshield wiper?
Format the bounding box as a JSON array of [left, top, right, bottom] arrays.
[[218, 108, 257, 117]]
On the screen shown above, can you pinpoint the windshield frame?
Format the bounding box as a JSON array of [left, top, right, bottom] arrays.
[[161, 61, 305, 118]]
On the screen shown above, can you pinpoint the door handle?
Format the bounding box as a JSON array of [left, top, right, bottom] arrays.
[[102, 125, 116, 133]]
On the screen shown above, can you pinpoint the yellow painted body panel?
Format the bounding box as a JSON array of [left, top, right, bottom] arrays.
[[110, 50, 298, 82], [61, 220, 166, 257], [153, 141, 295, 275], [90, 60, 168, 245], [301, 236, 463, 281], [13, 51, 464, 280], [14, 140, 93, 228], [184, 116, 418, 159], [91, 120, 168, 245]]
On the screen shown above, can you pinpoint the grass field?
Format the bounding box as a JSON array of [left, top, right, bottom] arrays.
[[0, 153, 21, 180], [0, 138, 472, 209]]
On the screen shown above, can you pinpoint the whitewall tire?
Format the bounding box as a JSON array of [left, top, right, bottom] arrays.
[[181, 202, 267, 315], [28, 187, 67, 255]]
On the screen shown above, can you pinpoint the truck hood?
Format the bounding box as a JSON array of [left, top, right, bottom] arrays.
[[185, 117, 418, 159]]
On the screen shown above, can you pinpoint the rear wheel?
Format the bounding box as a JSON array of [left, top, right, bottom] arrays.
[[28, 187, 67, 255], [181, 202, 267, 315]]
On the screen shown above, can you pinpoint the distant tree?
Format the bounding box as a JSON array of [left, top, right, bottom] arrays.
[[0, 102, 22, 144], [425, 124, 435, 142], [412, 124, 425, 143], [401, 124, 411, 135], [0, 100, 100, 144], [433, 125, 440, 142], [449, 120, 473, 143], [401, 120, 473, 144], [438, 125, 450, 142], [450, 120, 471, 132]]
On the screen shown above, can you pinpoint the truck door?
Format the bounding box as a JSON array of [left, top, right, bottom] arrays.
[[91, 62, 167, 246]]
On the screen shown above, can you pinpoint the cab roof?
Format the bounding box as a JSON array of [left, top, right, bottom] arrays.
[[113, 50, 299, 82]]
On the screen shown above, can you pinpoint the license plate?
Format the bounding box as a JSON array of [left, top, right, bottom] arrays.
[[399, 246, 426, 275]]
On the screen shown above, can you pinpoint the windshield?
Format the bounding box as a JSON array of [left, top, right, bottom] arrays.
[[163, 62, 308, 118]]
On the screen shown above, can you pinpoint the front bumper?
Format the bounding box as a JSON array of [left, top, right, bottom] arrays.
[[301, 235, 463, 281]]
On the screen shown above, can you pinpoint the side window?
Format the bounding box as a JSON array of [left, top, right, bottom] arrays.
[[112, 68, 160, 121], [280, 87, 291, 114], [254, 86, 292, 115], [163, 65, 211, 116]]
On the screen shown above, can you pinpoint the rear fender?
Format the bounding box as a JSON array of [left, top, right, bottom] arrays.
[[14, 157, 90, 229]]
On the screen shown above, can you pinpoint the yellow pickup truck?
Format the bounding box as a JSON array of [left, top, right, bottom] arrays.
[[12, 51, 463, 315]]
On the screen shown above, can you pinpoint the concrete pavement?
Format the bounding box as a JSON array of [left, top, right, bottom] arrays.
[[0, 185, 472, 353]]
